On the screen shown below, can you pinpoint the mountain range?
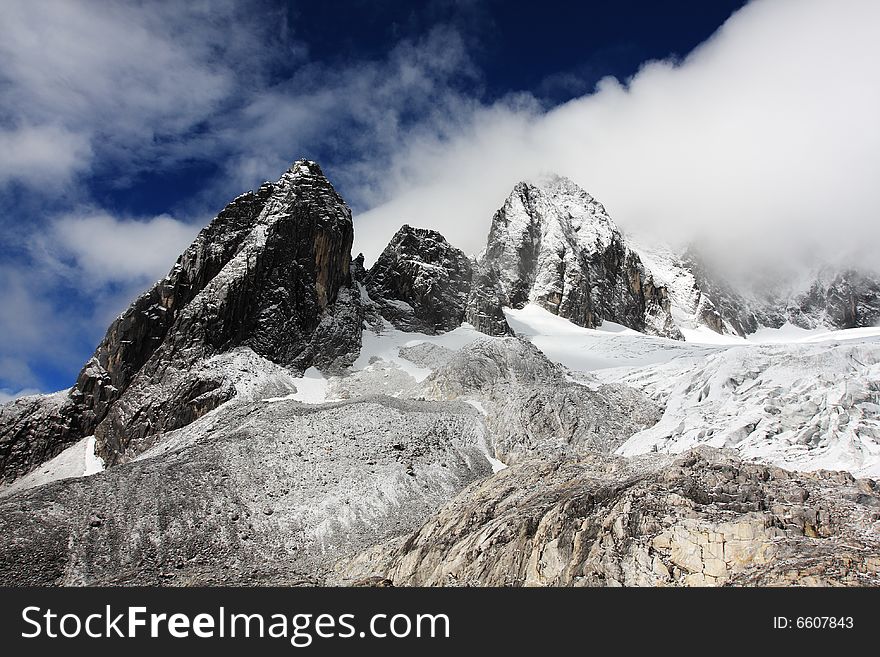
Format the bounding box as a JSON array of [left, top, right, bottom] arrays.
[[1, 160, 878, 586]]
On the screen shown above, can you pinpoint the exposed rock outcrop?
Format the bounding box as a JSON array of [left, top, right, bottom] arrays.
[[0, 396, 491, 585], [794, 269, 880, 330], [643, 244, 880, 338], [1, 160, 363, 478], [365, 225, 474, 334], [3, 158, 878, 590], [466, 176, 681, 339], [338, 447, 880, 586]]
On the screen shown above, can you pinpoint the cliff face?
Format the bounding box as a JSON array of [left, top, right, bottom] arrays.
[[0, 160, 362, 478], [636, 243, 880, 339], [792, 269, 880, 330], [466, 176, 681, 339], [339, 448, 880, 587], [364, 225, 474, 334]]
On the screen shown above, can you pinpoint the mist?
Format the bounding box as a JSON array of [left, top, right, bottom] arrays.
[[352, 0, 880, 276]]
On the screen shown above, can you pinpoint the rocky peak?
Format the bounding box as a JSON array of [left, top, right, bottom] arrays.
[[793, 268, 880, 330], [467, 175, 682, 339], [663, 245, 880, 337], [0, 159, 364, 480], [364, 224, 474, 333]]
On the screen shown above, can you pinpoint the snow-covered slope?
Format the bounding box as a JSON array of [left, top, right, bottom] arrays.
[[505, 304, 880, 477]]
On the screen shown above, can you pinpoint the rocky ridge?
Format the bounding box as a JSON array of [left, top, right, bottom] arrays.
[[466, 176, 682, 340], [1, 161, 363, 478], [0, 395, 491, 585], [1, 161, 878, 588], [338, 448, 880, 586]]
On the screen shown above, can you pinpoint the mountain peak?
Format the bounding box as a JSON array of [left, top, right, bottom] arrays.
[[0, 160, 364, 480], [365, 224, 474, 334], [287, 158, 323, 176], [467, 176, 681, 339], [525, 172, 592, 199]]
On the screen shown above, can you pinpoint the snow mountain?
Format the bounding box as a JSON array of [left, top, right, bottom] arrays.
[[465, 175, 682, 339], [1, 161, 878, 587], [634, 241, 880, 339]]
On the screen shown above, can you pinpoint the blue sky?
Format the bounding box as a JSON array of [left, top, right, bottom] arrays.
[[2, 0, 879, 399]]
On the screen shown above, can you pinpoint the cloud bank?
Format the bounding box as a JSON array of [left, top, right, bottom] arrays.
[[39, 213, 200, 290], [2, 0, 879, 396], [352, 0, 880, 272]]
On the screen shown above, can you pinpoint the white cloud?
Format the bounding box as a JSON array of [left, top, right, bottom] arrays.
[[4, 0, 880, 395], [352, 0, 880, 275], [0, 125, 93, 186], [45, 212, 200, 288], [0, 265, 86, 393], [0, 212, 199, 395], [0, 387, 43, 404], [0, 0, 278, 188], [215, 25, 480, 196]]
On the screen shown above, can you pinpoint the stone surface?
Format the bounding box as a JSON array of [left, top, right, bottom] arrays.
[[415, 337, 661, 463], [466, 176, 681, 339], [338, 447, 880, 587], [0, 396, 491, 585], [2, 160, 878, 589], [365, 225, 474, 334]]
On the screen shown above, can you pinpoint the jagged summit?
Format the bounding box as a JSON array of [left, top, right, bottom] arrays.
[[364, 224, 474, 334], [0, 160, 363, 479], [466, 175, 682, 339]]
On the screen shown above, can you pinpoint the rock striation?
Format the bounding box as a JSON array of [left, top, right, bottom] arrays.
[[364, 225, 474, 333], [466, 176, 681, 339], [338, 447, 880, 586]]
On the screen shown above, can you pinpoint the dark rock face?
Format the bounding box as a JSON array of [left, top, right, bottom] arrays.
[[0, 186, 276, 484], [465, 264, 515, 336], [794, 270, 880, 329], [0, 160, 363, 479], [365, 225, 474, 333], [466, 177, 682, 339]]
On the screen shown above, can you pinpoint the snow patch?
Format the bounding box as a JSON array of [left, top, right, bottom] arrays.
[[505, 304, 711, 372], [83, 436, 105, 476], [0, 435, 105, 498], [265, 367, 335, 404], [353, 321, 482, 383]]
